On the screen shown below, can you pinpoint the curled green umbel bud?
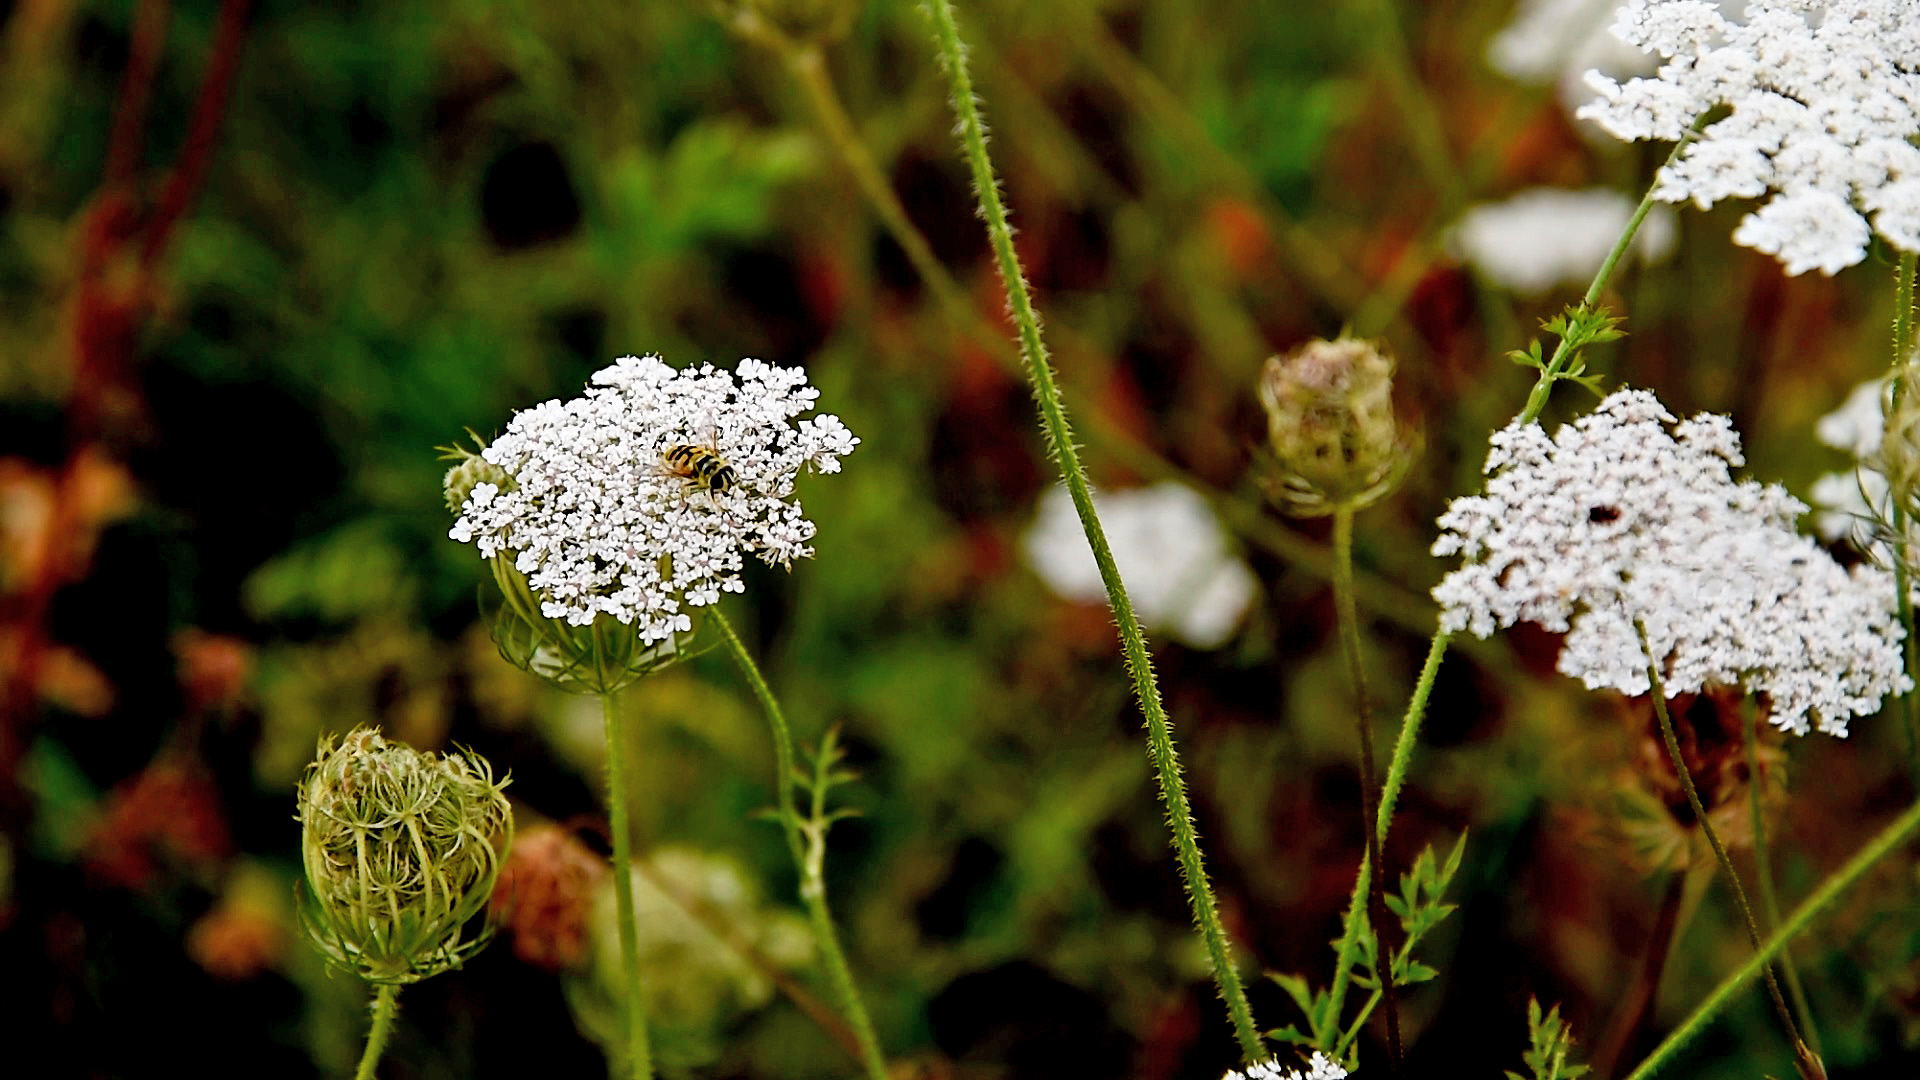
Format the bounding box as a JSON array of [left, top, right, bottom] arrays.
[[439, 435, 511, 516], [297, 728, 513, 985], [1257, 336, 1415, 517]]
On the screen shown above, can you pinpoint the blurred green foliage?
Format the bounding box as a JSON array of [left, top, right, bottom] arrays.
[[5, 1, 1920, 1078]]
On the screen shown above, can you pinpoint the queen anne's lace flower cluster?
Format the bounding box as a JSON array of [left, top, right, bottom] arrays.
[[1222, 1052, 1348, 1080], [450, 354, 858, 640], [1433, 388, 1909, 736], [1578, 0, 1920, 275]]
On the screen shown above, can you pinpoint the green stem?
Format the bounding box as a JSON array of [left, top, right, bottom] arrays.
[[711, 610, 889, 1080], [1378, 631, 1446, 845], [1742, 696, 1820, 1057], [1331, 508, 1402, 1070], [1633, 620, 1820, 1080], [600, 691, 654, 1080], [1888, 251, 1919, 789], [1322, 629, 1447, 1048], [922, 0, 1265, 1062], [1623, 795, 1920, 1080], [353, 985, 399, 1080]]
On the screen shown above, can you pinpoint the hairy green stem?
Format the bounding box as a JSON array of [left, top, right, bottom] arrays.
[[922, 0, 1265, 1061], [1634, 620, 1820, 1080], [1323, 627, 1450, 1044], [1331, 508, 1402, 1070], [1742, 696, 1820, 1056], [1889, 251, 1919, 789], [1624, 796, 1920, 1080], [600, 691, 655, 1080], [711, 610, 889, 1080], [1378, 631, 1446, 844], [354, 985, 399, 1080]]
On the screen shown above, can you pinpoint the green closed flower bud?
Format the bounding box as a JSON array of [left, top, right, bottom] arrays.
[[297, 728, 513, 985], [1257, 337, 1414, 516], [440, 435, 511, 515]]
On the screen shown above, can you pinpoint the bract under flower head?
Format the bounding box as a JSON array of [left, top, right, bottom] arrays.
[[450, 355, 858, 643], [1432, 388, 1910, 736]]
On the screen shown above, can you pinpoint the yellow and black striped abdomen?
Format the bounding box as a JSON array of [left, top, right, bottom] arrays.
[[663, 444, 738, 495]]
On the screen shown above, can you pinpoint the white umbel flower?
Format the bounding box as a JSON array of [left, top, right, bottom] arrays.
[[450, 354, 858, 641], [1453, 187, 1676, 295], [1023, 481, 1257, 650], [1433, 388, 1909, 735], [1577, 0, 1920, 275], [1223, 1051, 1348, 1080]]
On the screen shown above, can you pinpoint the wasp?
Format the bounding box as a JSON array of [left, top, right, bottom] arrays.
[[662, 442, 738, 497]]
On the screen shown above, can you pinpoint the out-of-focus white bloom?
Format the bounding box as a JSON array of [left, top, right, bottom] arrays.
[[1817, 377, 1891, 460], [1453, 187, 1676, 295], [1809, 377, 1893, 548], [1023, 481, 1256, 649], [450, 354, 858, 640], [578, 847, 812, 1053], [1223, 1051, 1349, 1080], [1433, 388, 1910, 735], [1488, 0, 1656, 117], [1577, 0, 1920, 275]]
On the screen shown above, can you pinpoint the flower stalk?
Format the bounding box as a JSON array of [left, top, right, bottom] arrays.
[[1331, 507, 1402, 1070], [1624, 794, 1920, 1080], [355, 986, 400, 1080], [1742, 696, 1820, 1057], [1634, 619, 1822, 1080], [922, 0, 1264, 1060], [1887, 251, 1920, 787], [600, 691, 654, 1080]]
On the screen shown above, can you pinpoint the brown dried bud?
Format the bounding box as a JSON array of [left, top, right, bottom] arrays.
[[1258, 337, 1412, 516]]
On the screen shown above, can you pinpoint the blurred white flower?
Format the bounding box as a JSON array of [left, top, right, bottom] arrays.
[[1453, 187, 1676, 295], [1224, 1051, 1348, 1080], [1578, 0, 1920, 275], [450, 354, 858, 640], [1488, 0, 1656, 118], [1808, 376, 1902, 554], [1433, 387, 1910, 735], [1023, 481, 1256, 649], [578, 847, 812, 1054]]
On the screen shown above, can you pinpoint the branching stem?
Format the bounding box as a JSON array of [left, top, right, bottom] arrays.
[[711, 610, 889, 1080]]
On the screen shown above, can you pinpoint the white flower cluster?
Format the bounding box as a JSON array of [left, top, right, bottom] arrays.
[[1809, 377, 1896, 553], [1022, 481, 1257, 650], [450, 354, 858, 640], [1578, 0, 1920, 275], [1222, 1052, 1348, 1080], [1453, 187, 1676, 295], [1432, 388, 1909, 735]]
